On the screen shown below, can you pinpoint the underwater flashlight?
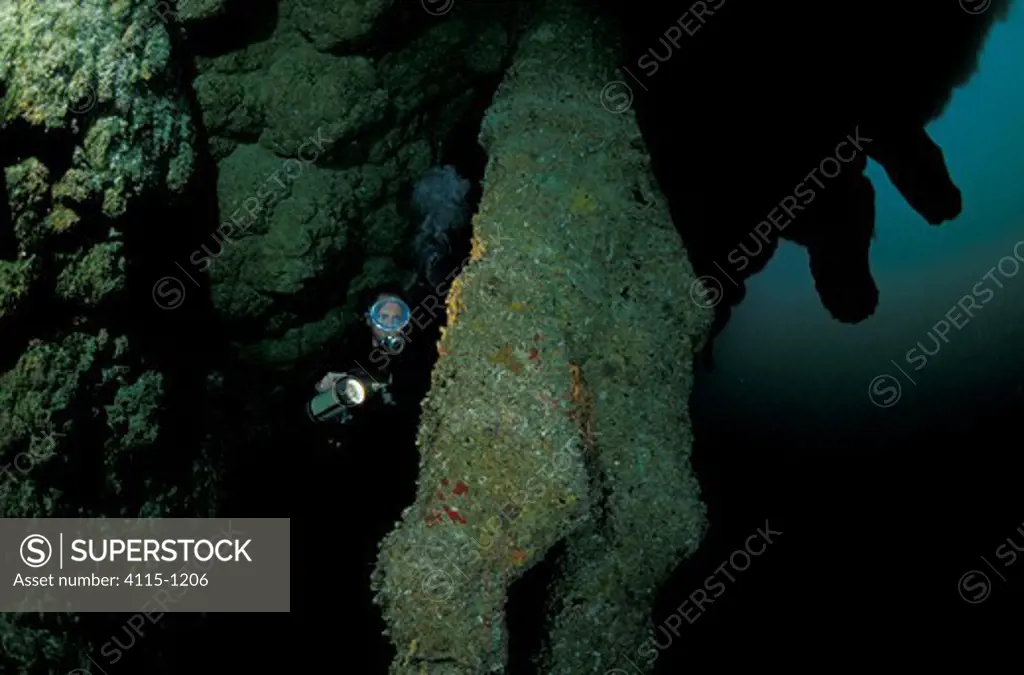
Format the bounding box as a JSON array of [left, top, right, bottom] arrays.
[[367, 293, 412, 353], [307, 374, 369, 422]]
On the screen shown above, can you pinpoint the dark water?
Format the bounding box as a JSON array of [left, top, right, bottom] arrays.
[[652, 3, 1024, 658], [705, 8, 1024, 440]]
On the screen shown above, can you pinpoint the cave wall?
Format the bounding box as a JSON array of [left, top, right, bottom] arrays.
[[0, 1, 216, 671], [182, 0, 522, 365], [0, 0, 524, 671]]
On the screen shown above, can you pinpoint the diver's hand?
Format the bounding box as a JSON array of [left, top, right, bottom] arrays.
[[316, 372, 345, 392]]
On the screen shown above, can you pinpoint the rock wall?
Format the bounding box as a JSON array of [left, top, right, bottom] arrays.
[[0, 1, 523, 670], [371, 2, 710, 673], [184, 0, 520, 365], [0, 1, 215, 671]]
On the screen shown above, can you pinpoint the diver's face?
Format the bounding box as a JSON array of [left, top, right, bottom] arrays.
[[378, 301, 403, 329]]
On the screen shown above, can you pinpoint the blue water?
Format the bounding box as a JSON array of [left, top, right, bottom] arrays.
[[699, 3, 1024, 442]]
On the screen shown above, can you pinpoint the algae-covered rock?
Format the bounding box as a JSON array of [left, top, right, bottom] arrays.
[[175, 0, 230, 22], [103, 369, 163, 464], [193, 70, 266, 138], [260, 46, 388, 158], [55, 241, 127, 307], [209, 130, 421, 352], [188, 0, 519, 365], [0, 2, 208, 671], [0, 0, 195, 218], [372, 3, 710, 673], [377, 16, 510, 121], [0, 330, 217, 672], [210, 142, 360, 323], [0, 331, 155, 518], [4, 158, 52, 253], [363, 202, 409, 255], [291, 0, 395, 52], [0, 258, 37, 324], [214, 142, 290, 238], [0, 0, 203, 508]]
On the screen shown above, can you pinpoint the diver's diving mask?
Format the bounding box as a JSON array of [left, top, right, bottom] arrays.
[[367, 294, 412, 353]]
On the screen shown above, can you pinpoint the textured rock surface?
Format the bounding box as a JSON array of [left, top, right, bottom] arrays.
[[291, 0, 394, 52], [175, 0, 230, 23], [0, 0, 201, 503], [188, 1, 518, 364], [259, 48, 388, 157], [0, 1, 212, 671], [0, 0, 194, 217], [371, 3, 710, 673]]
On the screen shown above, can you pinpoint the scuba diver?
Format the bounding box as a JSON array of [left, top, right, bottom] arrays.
[[307, 161, 475, 441], [306, 291, 412, 430]]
